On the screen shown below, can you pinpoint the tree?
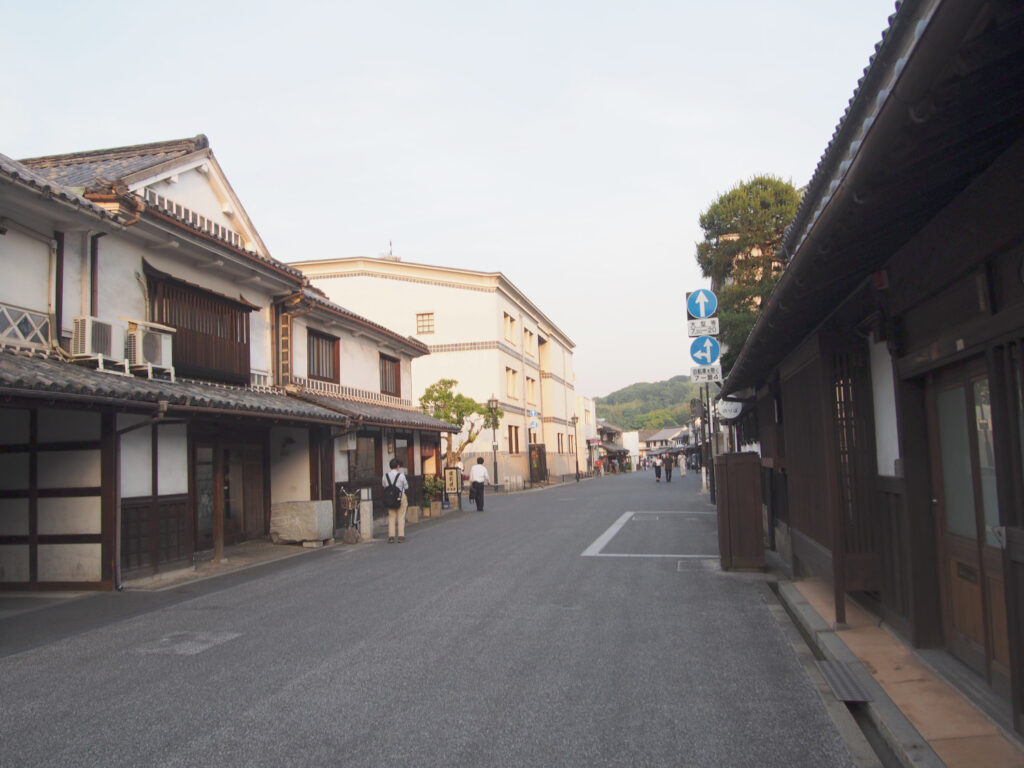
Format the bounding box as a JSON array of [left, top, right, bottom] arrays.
[[695, 175, 800, 372], [419, 378, 503, 466]]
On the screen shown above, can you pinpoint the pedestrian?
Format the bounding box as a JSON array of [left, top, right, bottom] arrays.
[[664, 453, 674, 483], [469, 456, 490, 511], [382, 457, 409, 543], [653, 455, 662, 482]]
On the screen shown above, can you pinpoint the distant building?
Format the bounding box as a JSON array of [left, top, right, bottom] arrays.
[[292, 257, 580, 485]]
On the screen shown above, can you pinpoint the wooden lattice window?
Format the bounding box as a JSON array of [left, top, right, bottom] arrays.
[[308, 329, 339, 383], [149, 274, 252, 385], [379, 354, 400, 397]]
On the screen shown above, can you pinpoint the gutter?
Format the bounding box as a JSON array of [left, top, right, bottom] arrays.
[[724, 0, 986, 396]]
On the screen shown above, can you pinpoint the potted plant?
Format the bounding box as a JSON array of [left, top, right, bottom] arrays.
[[422, 475, 445, 518]]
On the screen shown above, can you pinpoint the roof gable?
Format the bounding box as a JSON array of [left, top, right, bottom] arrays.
[[19, 135, 209, 191], [19, 134, 270, 259]]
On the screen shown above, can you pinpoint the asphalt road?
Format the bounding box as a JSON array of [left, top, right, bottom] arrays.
[[0, 470, 858, 767]]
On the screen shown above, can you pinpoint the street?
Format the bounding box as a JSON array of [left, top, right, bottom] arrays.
[[1, 471, 859, 768]]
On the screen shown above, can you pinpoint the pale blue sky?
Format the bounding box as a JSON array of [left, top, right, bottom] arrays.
[[3, 0, 896, 397]]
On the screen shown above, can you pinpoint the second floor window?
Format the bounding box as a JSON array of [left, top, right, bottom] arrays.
[[416, 313, 434, 334], [506, 367, 518, 399], [503, 312, 516, 343], [148, 270, 252, 386], [380, 354, 400, 397], [308, 330, 339, 383], [526, 376, 536, 404]]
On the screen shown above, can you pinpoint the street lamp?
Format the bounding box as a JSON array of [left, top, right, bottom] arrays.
[[571, 414, 580, 482], [487, 396, 499, 489]]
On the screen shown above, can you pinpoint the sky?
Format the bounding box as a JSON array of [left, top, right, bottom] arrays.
[[3, 0, 897, 398]]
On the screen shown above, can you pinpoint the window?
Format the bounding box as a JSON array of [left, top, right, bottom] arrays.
[[503, 312, 516, 343], [526, 376, 537, 404], [529, 429, 537, 444], [148, 271, 252, 385], [569, 435, 576, 454], [307, 330, 339, 382], [416, 313, 434, 334], [557, 433, 564, 453], [507, 425, 520, 454], [380, 354, 400, 396], [524, 329, 535, 356], [506, 367, 518, 399]]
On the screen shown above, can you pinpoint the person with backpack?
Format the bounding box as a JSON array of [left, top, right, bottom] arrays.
[[382, 457, 409, 543]]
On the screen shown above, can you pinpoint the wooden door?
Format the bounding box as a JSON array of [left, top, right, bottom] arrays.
[[930, 361, 1011, 697]]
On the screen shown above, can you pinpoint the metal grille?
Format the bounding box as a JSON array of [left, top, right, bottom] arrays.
[[815, 660, 873, 702]]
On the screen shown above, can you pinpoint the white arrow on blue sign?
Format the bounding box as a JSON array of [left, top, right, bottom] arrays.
[[686, 289, 718, 319], [690, 335, 721, 366]]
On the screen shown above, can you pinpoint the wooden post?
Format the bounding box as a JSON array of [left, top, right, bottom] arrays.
[[818, 329, 847, 627], [213, 437, 225, 562]]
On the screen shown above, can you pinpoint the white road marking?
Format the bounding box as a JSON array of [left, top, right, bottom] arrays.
[[136, 631, 242, 656], [581, 511, 718, 558]]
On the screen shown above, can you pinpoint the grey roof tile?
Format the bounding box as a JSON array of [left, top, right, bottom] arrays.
[[18, 135, 208, 190], [293, 390, 457, 432], [0, 348, 347, 424]]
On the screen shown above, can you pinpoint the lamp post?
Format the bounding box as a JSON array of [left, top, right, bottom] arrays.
[[487, 396, 499, 489], [571, 414, 580, 482]]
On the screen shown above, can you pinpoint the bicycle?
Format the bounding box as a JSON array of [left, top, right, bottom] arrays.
[[337, 485, 361, 542]]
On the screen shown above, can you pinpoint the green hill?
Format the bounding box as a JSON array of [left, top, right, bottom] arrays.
[[595, 375, 702, 430]]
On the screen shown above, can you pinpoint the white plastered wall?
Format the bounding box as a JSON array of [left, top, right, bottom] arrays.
[[870, 336, 901, 477], [270, 426, 311, 503], [118, 414, 188, 497], [0, 229, 50, 313]]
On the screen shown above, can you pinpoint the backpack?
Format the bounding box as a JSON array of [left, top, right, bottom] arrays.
[[382, 472, 403, 509]]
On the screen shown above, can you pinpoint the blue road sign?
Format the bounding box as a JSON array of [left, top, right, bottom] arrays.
[[686, 289, 718, 319], [690, 335, 721, 366]]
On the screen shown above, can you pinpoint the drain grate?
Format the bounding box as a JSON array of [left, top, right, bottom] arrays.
[[815, 660, 873, 702]]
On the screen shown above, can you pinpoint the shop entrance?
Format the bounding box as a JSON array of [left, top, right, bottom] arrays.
[[194, 437, 266, 551], [929, 359, 1010, 698]]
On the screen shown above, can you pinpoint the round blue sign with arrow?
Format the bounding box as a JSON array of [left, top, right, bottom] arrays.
[[690, 335, 721, 366], [686, 289, 718, 319]]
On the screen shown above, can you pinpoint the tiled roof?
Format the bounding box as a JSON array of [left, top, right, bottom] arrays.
[[293, 390, 458, 432], [18, 135, 209, 190], [0, 153, 114, 220], [0, 348, 348, 425]]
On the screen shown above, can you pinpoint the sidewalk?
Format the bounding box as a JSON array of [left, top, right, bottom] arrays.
[[778, 577, 1024, 768]]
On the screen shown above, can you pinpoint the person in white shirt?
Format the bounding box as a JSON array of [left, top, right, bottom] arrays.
[[382, 457, 409, 542], [468, 457, 491, 511]]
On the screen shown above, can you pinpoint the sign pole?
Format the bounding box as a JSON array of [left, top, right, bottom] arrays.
[[706, 382, 716, 504]]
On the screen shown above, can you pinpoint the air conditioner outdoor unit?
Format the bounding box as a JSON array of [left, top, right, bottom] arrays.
[[72, 316, 117, 358], [126, 327, 174, 368]]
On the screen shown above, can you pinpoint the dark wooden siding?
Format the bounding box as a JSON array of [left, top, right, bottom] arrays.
[[150, 277, 251, 385], [120, 494, 191, 574], [781, 357, 832, 550]]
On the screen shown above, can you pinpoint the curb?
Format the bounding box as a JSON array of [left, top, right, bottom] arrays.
[[776, 582, 945, 768]]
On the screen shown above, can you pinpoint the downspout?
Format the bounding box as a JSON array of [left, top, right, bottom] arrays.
[[53, 232, 64, 350], [520, 313, 531, 488], [89, 233, 105, 317]]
